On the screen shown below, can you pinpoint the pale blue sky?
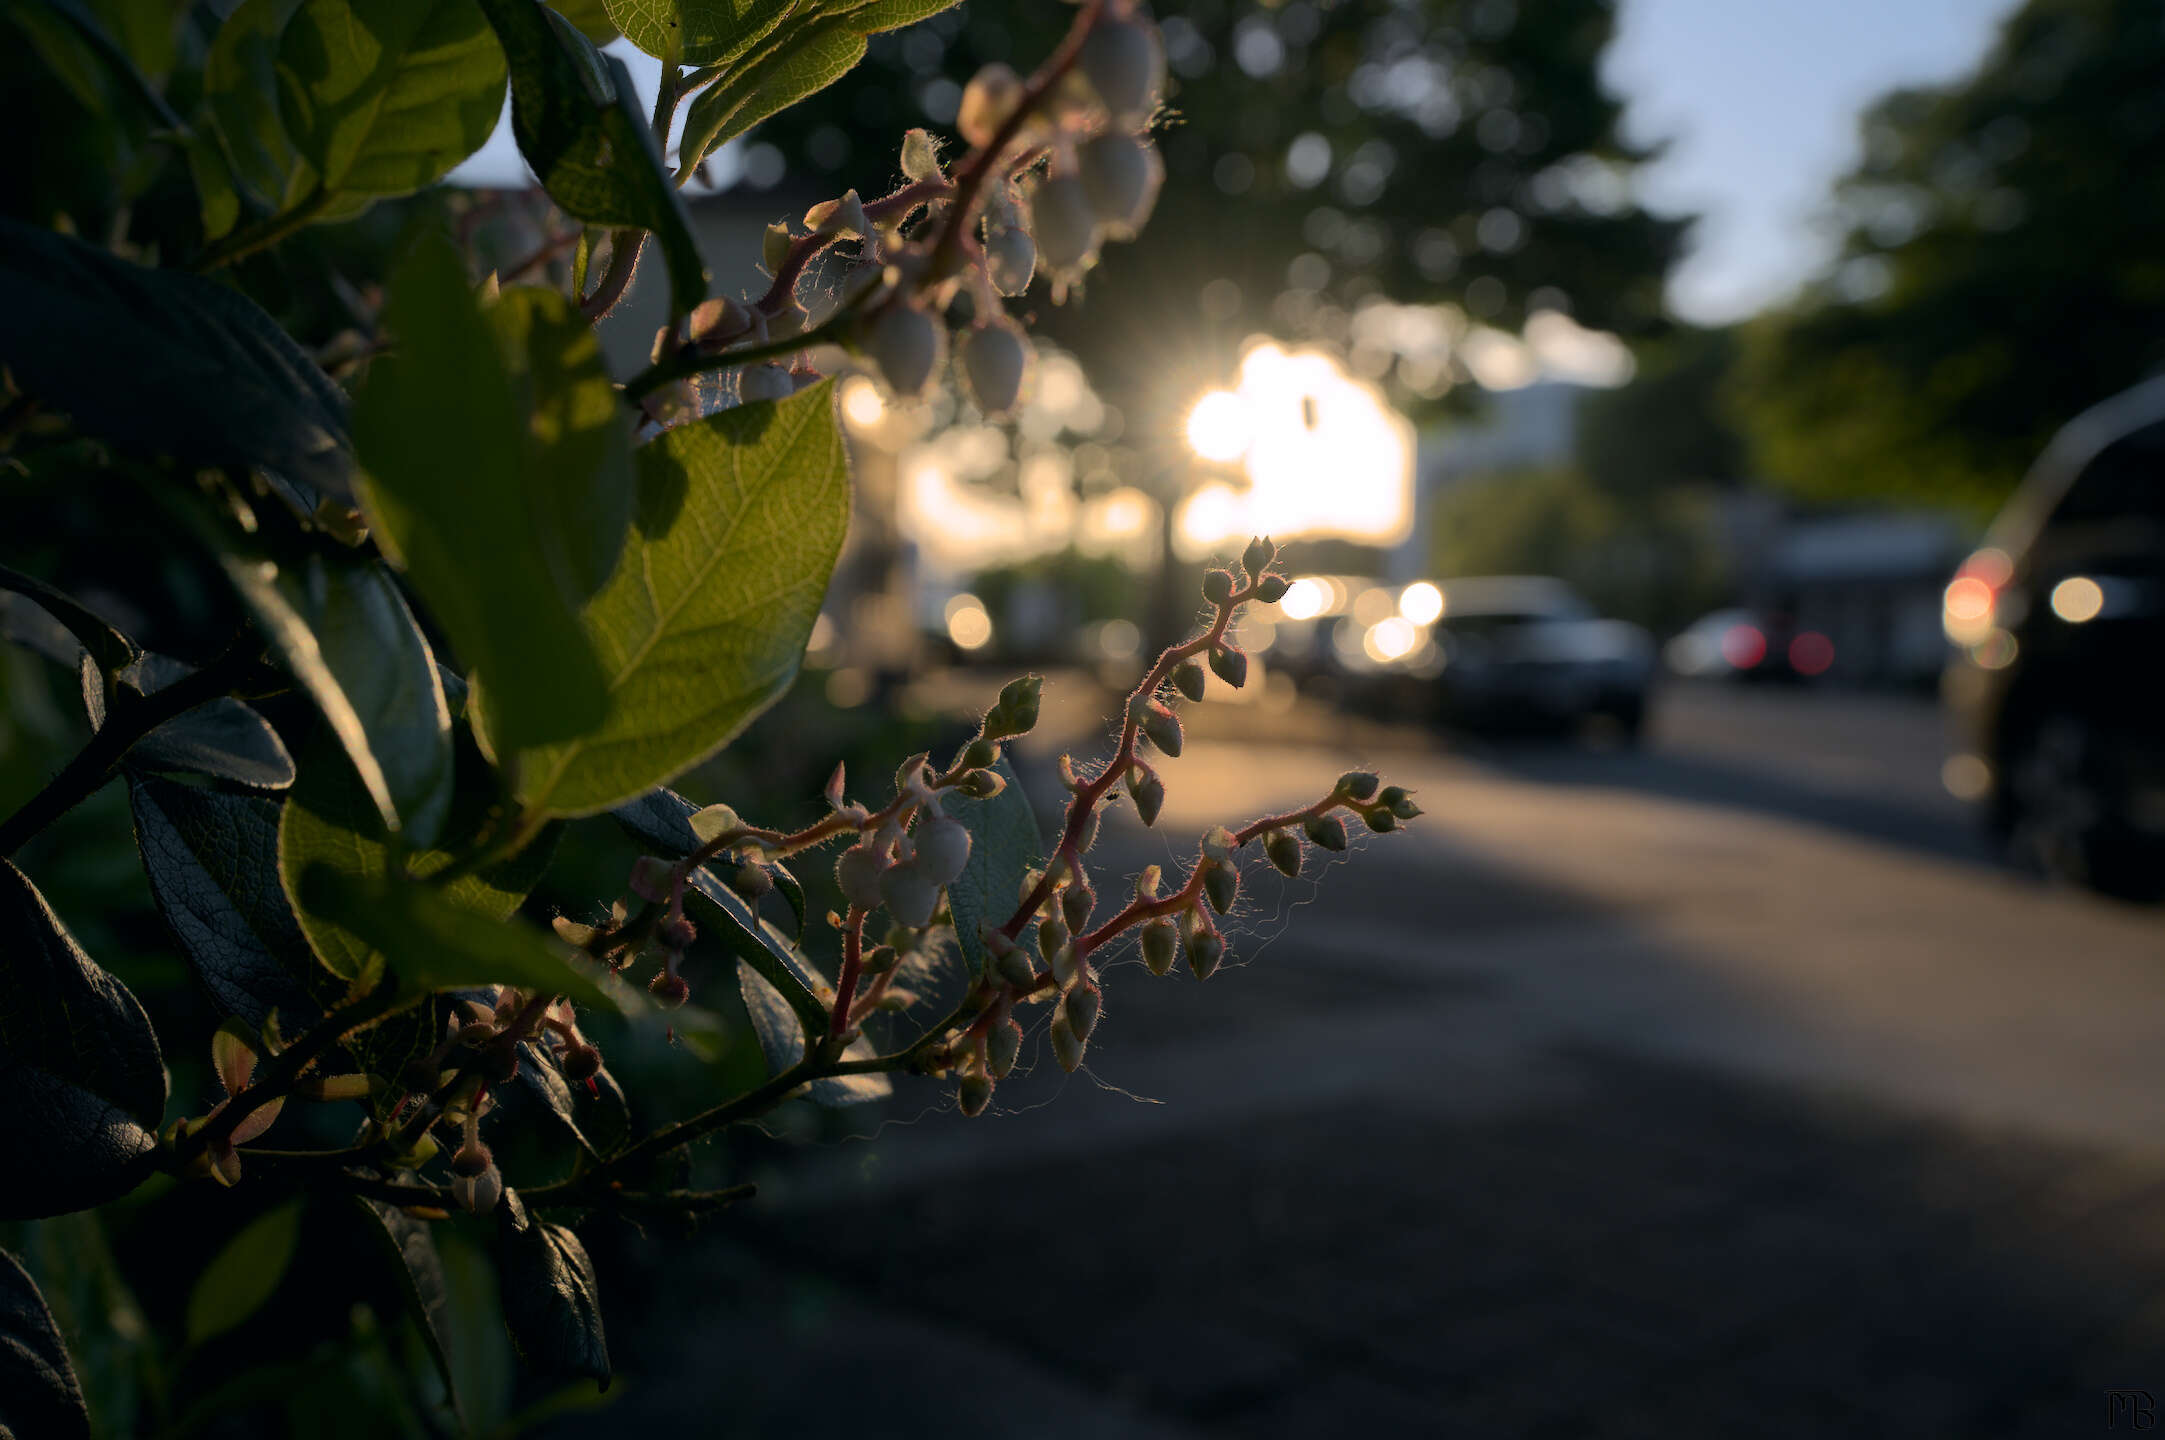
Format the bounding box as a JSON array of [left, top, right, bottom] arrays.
[[1605, 0, 2019, 322]]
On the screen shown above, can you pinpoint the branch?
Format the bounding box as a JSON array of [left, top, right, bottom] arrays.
[[173, 984, 398, 1165], [192, 187, 333, 273]]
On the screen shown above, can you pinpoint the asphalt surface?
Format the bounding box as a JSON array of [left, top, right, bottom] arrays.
[[550, 680, 2165, 1439]]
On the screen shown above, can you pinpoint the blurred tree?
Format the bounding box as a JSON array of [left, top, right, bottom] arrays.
[[1427, 466, 1724, 630], [1736, 0, 2165, 516], [1576, 325, 1747, 499], [745, 0, 1686, 438]]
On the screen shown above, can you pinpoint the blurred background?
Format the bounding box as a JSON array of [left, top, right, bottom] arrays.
[[9, 0, 2165, 1433]]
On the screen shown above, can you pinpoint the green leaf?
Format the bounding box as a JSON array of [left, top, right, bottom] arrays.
[[0, 563, 138, 675], [0, 1250, 91, 1440], [89, 653, 296, 791], [498, 381, 850, 819], [181, 129, 244, 243], [493, 1191, 609, 1384], [477, 0, 706, 314], [276, 0, 509, 197], [129, 774, 325, 1029], [0, 860, 166, 1221], [0, 218, 356, 503], [355, 1199, 459, 1415], [185, 1203, 302, 1344], [547, 0, 617, 43], [734, 955, 890, 1106], [206, 0, 311, 210], [219, 544, 455, 845], [939, 757, 1043, 978], [278, 733, 573, 994], [353, 241, 611, 754], [678, 0, 960, 169], [24, 0, 188, 134], [606, 0, 792, 66], [486, 285, 635, 600]]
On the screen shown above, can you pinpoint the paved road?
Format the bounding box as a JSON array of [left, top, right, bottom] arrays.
[[552, 682, 2165, 1439]]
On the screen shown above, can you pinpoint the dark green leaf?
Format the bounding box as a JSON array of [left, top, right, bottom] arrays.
[[88, 654, 296, 791], [605, 0, 790, 65], [356, 1198, 459, 1414], [679, 0, 959, 168], [0, 859, 166, 1220], [205, 0, 312, 210], [0, 1250, 90, 1440], [275, 0, 509, 197], [733, 951, 889, 1106], [501, 381, 850, 818], [129, 773, 324, 1029], [24, 0, 188, 133], [515, 1043, 629, 1157], [353, 240, 610, 754], [185, 1203, 302, 1344], [486, 285, 635, 600], [220, 544, 455, 844], [939, 756, 1042, 978], [494, 1191, 609, 1385], [0, 565, 137, 675], [769, 859, 807, 936], [477, 0, 706, 314], [547, 0, 617, 43], [0, 218, 356, 502]]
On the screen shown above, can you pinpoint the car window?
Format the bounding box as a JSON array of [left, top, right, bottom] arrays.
[[2053, 419, 2165, 524]]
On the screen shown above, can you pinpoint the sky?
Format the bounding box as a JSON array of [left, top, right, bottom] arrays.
[[1604, 0, 2019, 323]]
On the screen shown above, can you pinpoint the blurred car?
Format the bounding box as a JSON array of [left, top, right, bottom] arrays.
[[1427, 577, 1656, 738], [1665, 608, 1837, 682], [1941, 377, 2165, 899]]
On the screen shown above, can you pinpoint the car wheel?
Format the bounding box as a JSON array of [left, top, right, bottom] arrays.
[[2003, 712, 2165, 901]]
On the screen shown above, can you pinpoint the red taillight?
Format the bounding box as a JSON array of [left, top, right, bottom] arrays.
[[1944, 549, 2010, 646], [1789, 631, 1834, 676], [1720, 624, 1767, 669]]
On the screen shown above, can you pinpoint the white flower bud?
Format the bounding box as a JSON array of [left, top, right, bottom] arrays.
[[1050, 1012, 1085, 1072], [987, 1015, 1022, 1078], [803, 189, 869, 240], [879, 859, 941, 927], [1061, 981, 1101, 1041], [762, 221, 793, 274], [739, 364, 793, 404], [900, 128, 943, 183], [1078, 15, 1165, 124], [1078, 132, 1163, 239], [1030, 174, 1101, 277], [960, 319, 1031, 416], [1050, 942, 1082, 988], [865, 302, 943, 398], [915, 813, 973, 885], [983, 224, 1036, 296], [958, 62, 1025, 149], [835, 843, 887, 909]]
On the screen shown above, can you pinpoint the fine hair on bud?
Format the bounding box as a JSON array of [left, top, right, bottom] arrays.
[[958, 1071, 993, 1117], [1062, 881, 1093, 932], [866, 302, 942, 398], [1078, 14, 1166, 123], [1339, 771, 1380, 802], [1265, 829, 1302, 878], [1062, 981, 1102, 1042], [1304, 812, 1349, 850], [1127, 764, 1165, 825], [1050, 1013, 1086, 1072], [1242, 536, 1276, 579], [962, 736, 998, 770], [1172, 658, 1207, 703], [987, 1015, 1022, 1079], [1203, 859, 1239, 915], [1186, 925, 1225, 980], [1141, 918, 1178, 975], [915, 812, 973, 885], [1038, 912, 1069, 964], [1077, 131, 1163, 239], [835, 843, 887, 909], [1030, 173, 1101, 277], [1201, 569, 1235, 605], [1209, 645, 1248, 689], [1050, 941, 1083, 988], [960, 319, 1032, 416], [1140, 700, 1183, 757], [880, 860, 941, 927], [1256, 574, 1290, 604]]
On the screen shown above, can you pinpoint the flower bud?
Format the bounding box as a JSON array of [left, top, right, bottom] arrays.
[[1242, 536, 1277, 579], [1139, 700, 1182, 757], [1203, 860, 1238, 915], [762, 221, 792, 273], [1265, 829, 1302, 878], [1304, 813, 1349, 851], [1141, 918, 1178, 975], [739, 363, 794, 404], [862, 944, 900, 976], [879, 859, 941, 927], [1076, 807, 1102, 853], [962, 736, 998, 770], [658, 912, 697, 949], [958, 62, 1025, 148], [958, 1071, 993, 1117], [1338, 771, 1380, 801], [563, 1043, 603, 1083], [901, 127, 943, 182], [1363, 807, 1397, 834], [1380, 785, 1417, 819], [1077, 132, 1162, 239], [995, 944, 1038, 989], [1030, 174, 1101, 276], [1061, 981, 1102, 1042], [1050, 942, 1083, 988], [956, 768, 1006, 799], [915, 813, 973, 885], [552, 915, 599, 949], [1126, 764, 1165, 826], [1062, 881, 1094, 932], [1186, 925, 1224, 980], [1201, 569, 1235, 605], [628, 855, 674, 903], [453, 1164, 503, 1215], [865, 302, 942, 398], [451, 1138, 493, 1178], [730, 862, 774, 899], [983, 223, 1036, 296], [960, 319, 1032, 417], [1078, 15, 1165, 123], [1256, 574, 1291, 604], [1201, 824, 1238, 862], [1209, 645, 1248, 689], [689, 295, 752, 342], [1038, 913, 1069, 965], [984, 675, 1043, 739], [649, 971, 691, 1006], [987, 1015, 1022, 1078], [1172, 659, 1207, 703], [803, 189, 868, 239], [835, 843, 887, 909], [1050, 1013, 1086, 1072]]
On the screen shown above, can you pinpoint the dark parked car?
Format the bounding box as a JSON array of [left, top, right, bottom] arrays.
[[1942, 377, 2165, 899], [1428, 577, 1655, 739]]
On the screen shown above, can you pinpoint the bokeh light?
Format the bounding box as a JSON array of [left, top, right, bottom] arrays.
[[1277, 577, 1330, 620], [944, 594, 993, 650], [1185, 390, 1252, 462], [2050, 575, 2104, 623], [1399, 581, 1444, 625]]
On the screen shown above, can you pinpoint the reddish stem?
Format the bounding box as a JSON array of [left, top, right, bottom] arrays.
[[828, 907, 870, 1039]]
